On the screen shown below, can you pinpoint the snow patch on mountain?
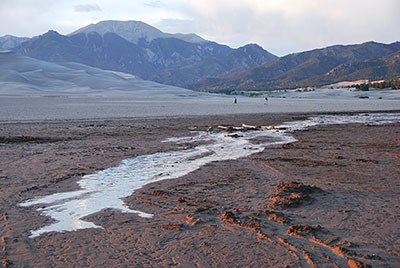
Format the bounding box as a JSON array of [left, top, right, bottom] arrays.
[[70, 20, 206, 44]]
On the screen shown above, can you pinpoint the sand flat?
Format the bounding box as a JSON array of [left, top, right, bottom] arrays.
[[0, 113, 399, 267]]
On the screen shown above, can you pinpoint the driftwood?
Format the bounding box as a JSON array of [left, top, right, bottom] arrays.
[[190, 124, 284, 132], [241, 124, 259, 129], [217, 124, 282, 132], [260, 125, 282, 130], [217, 125, 244, 131]]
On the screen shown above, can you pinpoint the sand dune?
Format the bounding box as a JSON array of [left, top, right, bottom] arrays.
[[0, 51, 192, 95]]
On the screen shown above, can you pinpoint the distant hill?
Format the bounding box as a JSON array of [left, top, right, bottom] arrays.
[[191, 41, 400, 91], [319, 52, 400, 83], [11, 20, 277, 88], [0, 35, 29, 50], [0, 51, 191, 95]]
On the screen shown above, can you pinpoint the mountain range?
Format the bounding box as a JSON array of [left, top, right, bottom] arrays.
[[1, 20, 399, 92], [6, 20, 276, 88], [191, 41, 400, 91]]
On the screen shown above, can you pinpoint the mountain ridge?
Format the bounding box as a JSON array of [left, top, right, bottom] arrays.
[[190, 41, 400, 91], [12, 21, 277, 87], [69, 20, 206, 44], [3, 20, 399, 91]]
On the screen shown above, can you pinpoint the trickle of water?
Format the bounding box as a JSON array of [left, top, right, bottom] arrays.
[[19, 113, 400, 238]]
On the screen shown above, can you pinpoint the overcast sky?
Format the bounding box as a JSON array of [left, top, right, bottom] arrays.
[[0, 0, 398, 56]]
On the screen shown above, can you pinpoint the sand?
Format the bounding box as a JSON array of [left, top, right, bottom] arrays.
[[0, 112, 399, 267], [1, 93, 400, 122]]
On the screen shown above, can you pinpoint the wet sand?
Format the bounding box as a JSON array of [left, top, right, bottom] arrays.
[[0, 113, 399, 267]]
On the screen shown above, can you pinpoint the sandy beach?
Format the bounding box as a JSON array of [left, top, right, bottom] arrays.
[[0, 111, 399, 267]]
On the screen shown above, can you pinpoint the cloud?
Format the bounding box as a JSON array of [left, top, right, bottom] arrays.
[[74, 4, 102, 13], [144, 1, 162, 8], [167, 0, 400, 55], [0, 0, 398, 56], [0, 0, 57, 36], [154, 19, 197, 34]]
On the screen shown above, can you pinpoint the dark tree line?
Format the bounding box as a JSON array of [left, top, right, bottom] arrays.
[[354, 80, 400, 91]]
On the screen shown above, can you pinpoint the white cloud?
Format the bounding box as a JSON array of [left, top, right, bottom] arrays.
[[74, 4, 102, 13], [154, 19, 197, 34], [158, 0, 400, 55], [0, 0, 58, 36], [0, 0, 398, 55], [144, 1, 162, 8]]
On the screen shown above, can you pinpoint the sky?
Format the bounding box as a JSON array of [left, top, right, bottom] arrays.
[[0, 0, 399, 56]]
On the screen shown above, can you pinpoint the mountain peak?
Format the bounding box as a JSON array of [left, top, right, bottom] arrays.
[[238, 43, 267, 51], [45, 30, 61, 35], [69, 20, 206, 44]]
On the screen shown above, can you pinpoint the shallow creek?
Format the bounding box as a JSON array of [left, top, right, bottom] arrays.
[[19, 113, 400, 238]]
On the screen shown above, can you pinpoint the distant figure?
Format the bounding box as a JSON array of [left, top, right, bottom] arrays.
[[265, 97, 268, 103], [234, 97, 237, 104]]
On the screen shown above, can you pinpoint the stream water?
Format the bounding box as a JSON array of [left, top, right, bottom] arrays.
[[19, 113, 400, 238]]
